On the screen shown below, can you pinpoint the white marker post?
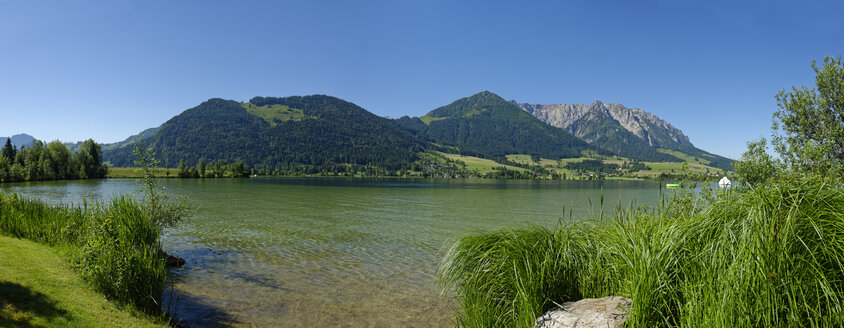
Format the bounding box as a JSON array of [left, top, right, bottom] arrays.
[[719, 176, 731, 189]]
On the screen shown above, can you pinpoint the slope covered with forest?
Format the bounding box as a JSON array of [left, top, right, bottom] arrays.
[[104, 96, 428, 173], [102, 92, 733, 176], [396, 91, 596, 160]]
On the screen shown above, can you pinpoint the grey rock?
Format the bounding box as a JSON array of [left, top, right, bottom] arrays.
[[512, 100, 691, 148], [534, 296, 632, 328]]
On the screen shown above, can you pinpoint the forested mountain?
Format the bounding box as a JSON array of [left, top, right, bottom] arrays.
[[100, 92, 732, 175], [103, 126, 160, 151], [103, 96, 428, 173], [514, 100, 733, 169], [396, 91, 595, 159]]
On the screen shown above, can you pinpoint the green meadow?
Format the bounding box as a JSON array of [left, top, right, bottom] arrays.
[[0, 235, 166, 327]]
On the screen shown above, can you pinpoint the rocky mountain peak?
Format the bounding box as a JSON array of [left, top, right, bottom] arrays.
[[511, 100, 691, 148]]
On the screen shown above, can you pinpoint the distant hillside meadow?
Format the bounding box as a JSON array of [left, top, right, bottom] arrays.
[[89, 92, 733, 179]]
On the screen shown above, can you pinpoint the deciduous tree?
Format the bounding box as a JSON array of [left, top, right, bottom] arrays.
[[773, 56, 844, 177], [733, 138, 779, 185]]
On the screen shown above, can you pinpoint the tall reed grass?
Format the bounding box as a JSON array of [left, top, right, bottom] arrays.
[[438, 176, 844, 327], [0, 192, 167, 314]]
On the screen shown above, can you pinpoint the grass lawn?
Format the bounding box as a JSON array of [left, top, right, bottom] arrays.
[[0, 235, 167, 327]]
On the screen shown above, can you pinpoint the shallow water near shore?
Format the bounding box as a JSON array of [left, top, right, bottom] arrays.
[[2, 177, 663, 327]]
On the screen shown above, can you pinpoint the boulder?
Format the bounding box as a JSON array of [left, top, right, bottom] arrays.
[[534, 296, 632, 328], [166, 255, 186, 267]]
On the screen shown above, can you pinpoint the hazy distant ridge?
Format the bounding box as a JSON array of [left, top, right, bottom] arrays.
[[0, 134, 37, 148]]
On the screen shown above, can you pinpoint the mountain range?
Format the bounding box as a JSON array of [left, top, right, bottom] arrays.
[[396, 92, 598, 160], [22, 91, 731, 172], [513, 100, 733, 169]]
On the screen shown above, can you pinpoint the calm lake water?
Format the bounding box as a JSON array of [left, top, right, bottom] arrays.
[[2, 177, 664, 327]]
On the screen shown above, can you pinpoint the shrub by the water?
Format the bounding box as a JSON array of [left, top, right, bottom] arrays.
[[0, 193, 167, 315], [79, 197, 167, 314], [438, 176, 844, 327]]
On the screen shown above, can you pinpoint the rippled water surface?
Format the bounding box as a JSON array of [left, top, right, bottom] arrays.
[[2, 177, 663, 327]]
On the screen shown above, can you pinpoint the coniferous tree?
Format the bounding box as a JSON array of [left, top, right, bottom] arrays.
[[177, 159, 186, 177], [1, 138, 16, 160], [76, 139, 107, 178], [198, 158, 206, 177]]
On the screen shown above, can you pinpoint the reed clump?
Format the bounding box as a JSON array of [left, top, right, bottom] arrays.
[[0, 193, 167, 314], [438, 176, 844, 327]]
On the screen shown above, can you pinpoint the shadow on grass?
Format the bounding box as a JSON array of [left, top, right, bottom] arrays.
[[0, 281, 69, 328]]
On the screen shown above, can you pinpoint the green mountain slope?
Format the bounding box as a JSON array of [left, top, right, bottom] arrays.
[[396, 91, 595, 159], [104, 96, 427, 171]]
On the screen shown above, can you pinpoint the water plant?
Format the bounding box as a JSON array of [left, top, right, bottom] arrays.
[[438, 176, 844, 327]]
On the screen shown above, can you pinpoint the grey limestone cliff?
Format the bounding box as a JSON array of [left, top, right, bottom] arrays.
[[513, 100, 691, 149]]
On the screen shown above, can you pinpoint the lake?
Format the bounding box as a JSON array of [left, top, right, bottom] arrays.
[[1, 177, 664, 327]]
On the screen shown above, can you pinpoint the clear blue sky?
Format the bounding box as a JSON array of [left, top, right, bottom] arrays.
[[1, 0, 842, 159]]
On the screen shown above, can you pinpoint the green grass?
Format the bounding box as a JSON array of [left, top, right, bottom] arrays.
[[439, 176, 844, 327], [504, 154, 534, 165], [505, 154, 594, 167], [0, 193, 169, 316], [503, 151, 720, 177], [0, 235, 166, 327], [439, 152, 526, 173], [501, 153, 724, 179], [242, 102, 310, 125], [639, 161, 717, 177], [420, 115, 448, 125], [656, 148, 712, 165], [107, 167, 181, 178]]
